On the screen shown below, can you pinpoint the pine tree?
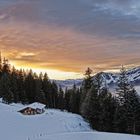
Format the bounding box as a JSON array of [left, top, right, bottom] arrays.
[[34, 75, 46, 104], [123, 89, 140, 134], [18, 69, 28, 104], [42, 73, 51, 107], [0, 73, 14, 104], [85, 85, 100, 129], [83, 67, 93, 90], [116, 66, 133, 104], [10, 67, 20, 103], [69, 84, 79, 113], [114, 66, 131, 133], [24, 70, 35, 103], [2, 58, 10, 74], [51, 81, 58, 108], [98, 87, 116, 132], [80, 72, 102, 119], [57, 86, 64, 110], [36, 89, 46, 104], [64, 87, 71, 111], [93, 73, 103, 94], [114, 66, 140, 134], [75, 88, 81, 114], [80, 68, 93, 112]]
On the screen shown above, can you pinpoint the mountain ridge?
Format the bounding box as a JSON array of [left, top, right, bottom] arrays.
[[55, 67, 140, 89]]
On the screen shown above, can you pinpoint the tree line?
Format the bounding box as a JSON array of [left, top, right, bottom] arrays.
[[54, 67, 140, 135], [0, 58, 140, 135], [80, 67, 140, 135], [0, 58, 61, 108]]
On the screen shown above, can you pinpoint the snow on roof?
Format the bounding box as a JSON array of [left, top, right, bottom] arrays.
[[19, 102, 46, 111]]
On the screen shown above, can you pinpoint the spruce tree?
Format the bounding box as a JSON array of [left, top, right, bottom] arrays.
[[57, 86, 64, 110], [85, 84, 100, 129], [83, 67, 93, 90], [18, 69, 28, 104], [123, 89, 140, 134], [51, 81, 58, 108], [42, 73, 51, 107], [10, 67, 20, 103], [0, 73, 14, 104], [114, 66, 140, 134], [80, 67, 93, 112], [24, 70, 35, 103], [34, 75, 46, 104], [64, 87, 71, 111], [98, 87, 116, 132], [116, 66, 132, 103]]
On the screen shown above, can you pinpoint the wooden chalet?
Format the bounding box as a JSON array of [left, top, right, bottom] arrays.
[[18, 102, 46, 115]]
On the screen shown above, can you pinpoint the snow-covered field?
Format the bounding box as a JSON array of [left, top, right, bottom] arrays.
[[35, 132, 140, 140], [0, 102, 140, 140]]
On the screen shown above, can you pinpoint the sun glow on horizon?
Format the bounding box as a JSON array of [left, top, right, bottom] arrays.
[[5, 58, 138, 80], [11, 64, 83, 80], [0, 0, 140, 80]]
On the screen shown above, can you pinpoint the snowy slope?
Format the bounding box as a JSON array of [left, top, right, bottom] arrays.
[[0, 102, 140, 140], [0, 102, 91, 140], [35, 132, 140, 140]]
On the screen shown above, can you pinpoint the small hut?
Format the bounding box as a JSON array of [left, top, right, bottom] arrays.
[[18, 102, 46, 115]]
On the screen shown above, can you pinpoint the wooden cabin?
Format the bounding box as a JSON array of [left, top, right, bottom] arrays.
[[18, 102, 46, 115]]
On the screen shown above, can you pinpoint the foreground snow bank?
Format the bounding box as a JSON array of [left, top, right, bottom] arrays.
[[35, 132, 140, 140], [0, 102, 139, 140], [0, 103, 91, 140]]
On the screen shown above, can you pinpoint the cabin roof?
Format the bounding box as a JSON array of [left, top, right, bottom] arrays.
[[19, 107, 36, 112], [19, 102, 46, 111]]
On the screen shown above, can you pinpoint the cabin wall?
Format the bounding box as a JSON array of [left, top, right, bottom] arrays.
[[19, 107, 45, 115]]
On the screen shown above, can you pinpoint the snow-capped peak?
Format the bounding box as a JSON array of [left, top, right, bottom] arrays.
[[56, 67, 140, 89]]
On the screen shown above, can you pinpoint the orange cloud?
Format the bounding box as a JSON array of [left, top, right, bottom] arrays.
[[0, 22, 140, 80]]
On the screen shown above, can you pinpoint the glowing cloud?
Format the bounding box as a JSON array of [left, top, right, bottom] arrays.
[[0, 0, 140, 79]]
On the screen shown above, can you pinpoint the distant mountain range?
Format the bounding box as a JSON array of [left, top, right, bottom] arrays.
[[55, 67, 140, 93], [55, 79, 83, 90]]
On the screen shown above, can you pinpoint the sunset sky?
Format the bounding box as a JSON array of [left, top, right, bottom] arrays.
[[0, 0, 140, 79]]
